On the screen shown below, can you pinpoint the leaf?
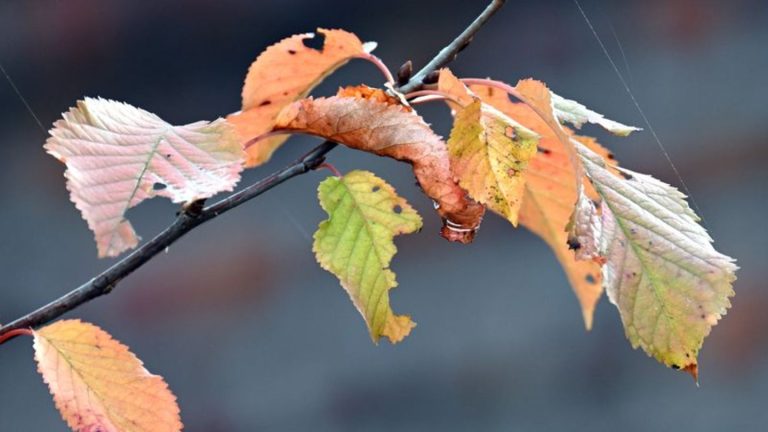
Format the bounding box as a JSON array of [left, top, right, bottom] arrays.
[[576, 141, 737, 375], [33, 320, 182, 432], [437, 69, 539, 226], [227, 28, 376, 167], [274, 88, 485, 243], [446, 99, 539, 226], [436, 68, 475, 108], [551, 92, 641, 136], [45, 98, 244, 258], [314, 170, 422, 343], [567, 189, 603, 262], [471, 84, 608, 328]]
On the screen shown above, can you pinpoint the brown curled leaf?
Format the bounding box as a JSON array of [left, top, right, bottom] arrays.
[[273, 88, 485, 242]]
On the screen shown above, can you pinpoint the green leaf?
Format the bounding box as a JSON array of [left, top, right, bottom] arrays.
[[576, 141, 737, 377], [447, 99, 539, 226], [314, 170, 423, 343]]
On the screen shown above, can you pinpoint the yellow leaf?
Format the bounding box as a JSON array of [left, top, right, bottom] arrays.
[[314, 170, 422, 343], [227, 28, 375, 167], [447, 99, 539, 225], [33, 320, 182, 432]]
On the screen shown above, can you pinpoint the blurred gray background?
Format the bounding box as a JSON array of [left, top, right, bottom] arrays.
[[1, 0, 766, 430]]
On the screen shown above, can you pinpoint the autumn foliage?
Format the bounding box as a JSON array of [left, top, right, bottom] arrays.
[[0, 17, 736, 432]]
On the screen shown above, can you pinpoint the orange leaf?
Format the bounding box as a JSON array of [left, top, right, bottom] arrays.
[[274, 88, 485, 243], [471, 84, 609, 328], [227, 28, 376, 167], [436, 68, 475, 108], [33, 320, 182, 432]]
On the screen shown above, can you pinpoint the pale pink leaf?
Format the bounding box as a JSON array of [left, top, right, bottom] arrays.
[[45, 98, 245, 257]]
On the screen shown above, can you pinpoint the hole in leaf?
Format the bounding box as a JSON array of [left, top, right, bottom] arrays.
[[302, 33, 325, 51], [393, 205, 402, 214], [153, 182, 167, 191], [585, 274, 596, 284]]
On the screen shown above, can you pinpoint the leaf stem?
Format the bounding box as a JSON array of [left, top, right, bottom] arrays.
[[243, 130, 293, 150], [0, 328, 33, 345], [317, 162, 343, 178], [0, 0, 507, 342], [404, 89, 462, 106], [460, 78, 525, 103], [360, 53, 395, 85]]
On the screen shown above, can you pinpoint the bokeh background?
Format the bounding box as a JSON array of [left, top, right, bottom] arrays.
[[1, 0, 766, 430]]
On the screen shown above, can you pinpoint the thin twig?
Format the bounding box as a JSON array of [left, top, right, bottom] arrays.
[[0, 0, 507, 341], [399, 0, 506, 94]]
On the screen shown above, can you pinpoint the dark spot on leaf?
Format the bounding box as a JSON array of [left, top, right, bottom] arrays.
[[302, 33, 325, 51], [165, 153, 172, 159], [259, 100, 272, 107], [620, 172, 634, 180], [393, 205, 402, 214], [288, 49, 297, 55], [537, 147, 552, 155], [372, 186, 380, 192], [567, 237, 581, 251], [700, 314, 706, 319], [152, 183, 167, 191], [585, 274, 597, 284], [607, 152, 615, 160]]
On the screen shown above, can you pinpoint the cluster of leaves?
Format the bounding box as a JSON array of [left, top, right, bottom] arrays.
[[3, 27, 736, 431]]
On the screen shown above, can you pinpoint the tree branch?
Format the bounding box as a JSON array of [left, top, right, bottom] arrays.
[[0, 0, 507, 341], [399, 0, 506, 94]]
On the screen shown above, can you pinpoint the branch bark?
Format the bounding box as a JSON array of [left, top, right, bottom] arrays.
[[0, 0, 506, 341]]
